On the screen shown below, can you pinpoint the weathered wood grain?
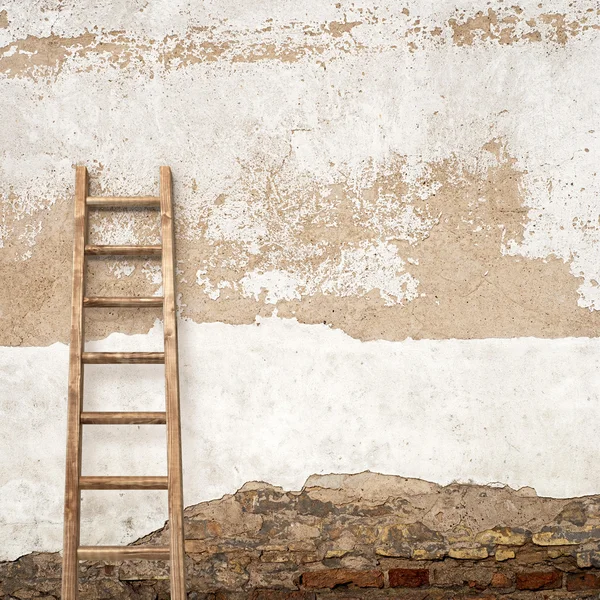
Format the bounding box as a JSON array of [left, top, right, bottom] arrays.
[[79, 476, 168, 490], [83, 296, 164, 308], [84, 245, 162, 256], [86, 196, 160, 207], [81, 352, 165, 364], [62, 166, 88, 600], [160, 166, 187, 599], [80, 411, 167, 425], [63, 167, 185, 598], [78, 546, 170, 561]]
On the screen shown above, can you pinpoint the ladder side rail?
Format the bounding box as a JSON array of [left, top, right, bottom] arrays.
[[160, 166, 187, 599], [61, 166, 89, 600]]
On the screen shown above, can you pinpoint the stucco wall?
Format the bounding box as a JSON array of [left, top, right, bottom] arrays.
[[1, 0, 600, 562]]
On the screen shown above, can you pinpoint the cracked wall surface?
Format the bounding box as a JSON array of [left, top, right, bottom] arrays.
[[2, 0, 600, 573], [1, 0, 600, 343]]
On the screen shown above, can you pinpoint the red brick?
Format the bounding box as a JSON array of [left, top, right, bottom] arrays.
[[250, 592, 317, 600], [452, 597, 497, 600], [388, 568, 429, 588], [467, 579, 487, 591], [567, 572, 600, 591], [250, 593, 316, 600], [491, 572, 512, 588], [301, 569, 384, 589], [516, 571, 562, 590]]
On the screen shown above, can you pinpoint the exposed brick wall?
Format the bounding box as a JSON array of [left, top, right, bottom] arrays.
[[4, 553, 600, 598], [4, 475, 600, 599]]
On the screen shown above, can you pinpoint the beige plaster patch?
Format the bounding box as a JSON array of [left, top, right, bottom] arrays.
[[0, 24, 362, 80], [0, 5, 599, 80], [1, 140, 597, 346], [176, 140, 593, 341], [0, 197, 163, 345], [445, 8, 595, 46], [415, 5, 600, 49], [0, 33, 97, 79]]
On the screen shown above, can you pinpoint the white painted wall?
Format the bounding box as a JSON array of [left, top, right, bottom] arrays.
[[2, 317, 600, 560], [2, 0, 600, 561]]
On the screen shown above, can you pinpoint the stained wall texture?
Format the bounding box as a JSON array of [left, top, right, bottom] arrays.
[[2, 0, 600, 344], [1, 0, 600, 579]]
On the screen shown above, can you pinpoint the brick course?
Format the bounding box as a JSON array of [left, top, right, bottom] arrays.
[[301, 569, 384, 589], [566, 572, 600, 591], [515, 570, 563, 590], [388, 568, 429, 588]]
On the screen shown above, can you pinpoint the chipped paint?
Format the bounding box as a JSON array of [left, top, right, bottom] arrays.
[[1, 5, 599, 82], [1, 1, 600, 344]]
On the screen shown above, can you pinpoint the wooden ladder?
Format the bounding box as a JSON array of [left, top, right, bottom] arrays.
[[61, 166, 186, 599]]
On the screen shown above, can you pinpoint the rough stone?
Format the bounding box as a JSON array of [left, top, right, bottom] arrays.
[[5, 476, 600, 597], [476, 527, 530, 546], [448, 547, 489, 560], [494, 548, 515, 562], [490, 572, 512, 588], [575, 553, 592, 571], [376, 523, 443, 558], [323, 549, 349, 559], [412, 548, 447, 561], [533, 526, 600, 546], [548, 547, 572, 559]]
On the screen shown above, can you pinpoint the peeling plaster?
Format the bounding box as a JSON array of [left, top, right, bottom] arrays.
[[1, 2, 600, 344], [1, 4, 599, 82]]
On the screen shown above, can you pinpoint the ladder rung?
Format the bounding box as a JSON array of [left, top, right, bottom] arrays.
[[78, 546, 170, 561], [81, 411, 167, 425], [83, 296, 164, 308], [80, 476, 168, 490], [87, 196, 161, 208], [82, 352, 165, 364], [85, 245, 162, 256]]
